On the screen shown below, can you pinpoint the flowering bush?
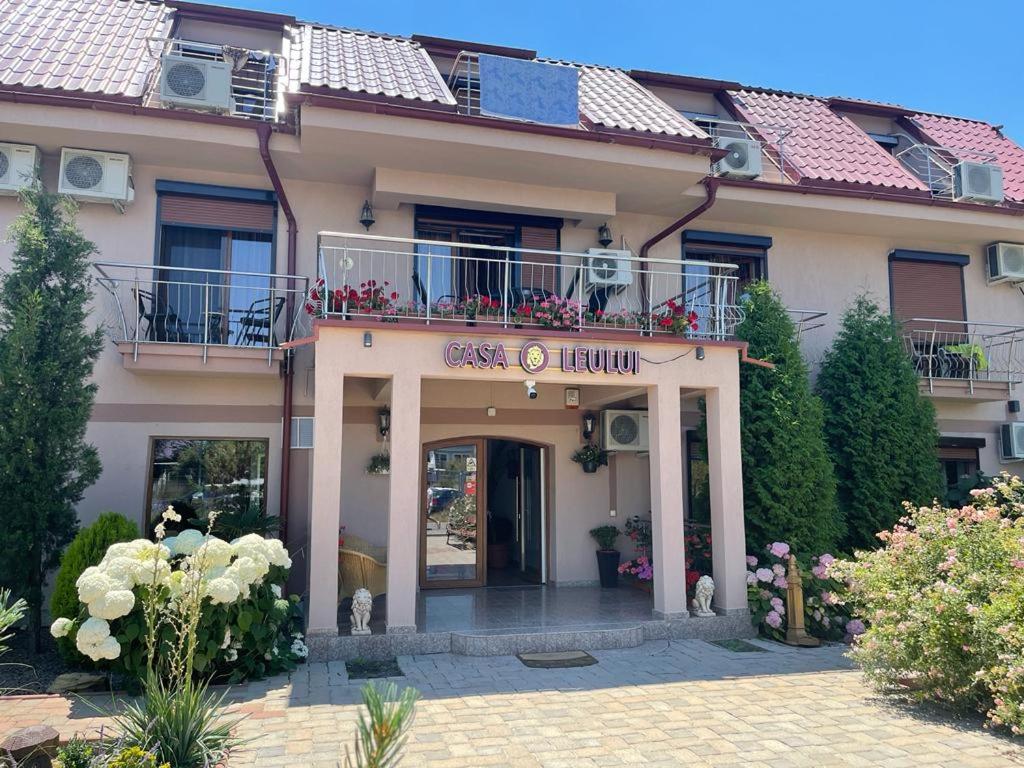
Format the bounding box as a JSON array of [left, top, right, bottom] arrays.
[[526, 296, 583, 330], [746, 542, 854, 642], [460, 294, 501, 320], [616, 519, 712, 600], [332, 280, 399, 316], [50, 507, 307, 683], [652, 300, 699, 336], [830, 474, 1024, 734]]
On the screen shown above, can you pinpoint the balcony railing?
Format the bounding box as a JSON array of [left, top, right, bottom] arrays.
[[894, 142, 999, 201], [92, 262, 310, 361], [902, 319, 1024, 391], [315, 233, 744, 340], [693, 116, 795, 185]]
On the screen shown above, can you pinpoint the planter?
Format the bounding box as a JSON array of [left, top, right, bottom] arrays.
[[596, 549, 621, 588], [582, 460, 599, 474], [487, 542, 509, 570]]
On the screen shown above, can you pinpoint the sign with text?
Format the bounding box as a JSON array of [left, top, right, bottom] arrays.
[[443, 340, 639, 375]]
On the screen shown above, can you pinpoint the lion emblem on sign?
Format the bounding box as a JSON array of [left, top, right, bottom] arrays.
[[520, 342, 549, 373]]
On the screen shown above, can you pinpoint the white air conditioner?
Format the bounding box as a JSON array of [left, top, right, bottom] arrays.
[[159, 53, 233, 113], [0, 143, 40, 195], [601, 409, 649, 452], [585, 248, 634, 289], [58, 148, 134, 206], [954, 161, 1003, 203], [713, 136, 762, 179], [987, 242, 1024, 284], [1001, 423, 1024, 461]]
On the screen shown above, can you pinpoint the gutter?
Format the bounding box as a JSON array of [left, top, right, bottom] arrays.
[[256, 123, 298, 545]]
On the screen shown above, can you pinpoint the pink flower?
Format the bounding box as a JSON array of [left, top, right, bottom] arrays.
[[818, 554, 835, 567], [846, 619, 866, 636], [773, 576, 787, 589], [746, 571, 757, 585], [770, 596, 784, 612], [1012, 559, 1024, 569], [755, 568, 774, 584], [765, 611, 783, 629], [769, 542, 790, 558], [820, 591, 836, 605], [771, 563, 785, 577], [811, 565, 827, 578], [745, 555, 758, 567]]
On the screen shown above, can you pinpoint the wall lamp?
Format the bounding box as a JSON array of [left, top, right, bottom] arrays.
[[359, 199, 376, 230], [597, 223, 613, 248], [378, 408, 391, 438], [695, 346, 705, 361], [582, 412, 596, 440], [363, 331, 372, 348]]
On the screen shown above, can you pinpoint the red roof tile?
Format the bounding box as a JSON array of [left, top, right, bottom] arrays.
[[0, 0, 169, 99], [729, 90, 928, 191], [911, 114, 1024, 203], [290, 25, 456, 105]]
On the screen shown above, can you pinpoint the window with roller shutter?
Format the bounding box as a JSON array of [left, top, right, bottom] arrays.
[[888, 250, 968, 333]]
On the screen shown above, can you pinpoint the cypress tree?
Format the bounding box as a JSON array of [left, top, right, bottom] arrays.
[[0, 188, 103, 651], [816, 295, 944, 552], [730, 282, 843, 555]]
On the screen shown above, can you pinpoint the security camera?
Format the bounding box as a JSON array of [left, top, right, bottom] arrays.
[[524, 380, 538, 400]]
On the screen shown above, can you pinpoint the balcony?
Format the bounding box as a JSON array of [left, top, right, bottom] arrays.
[[93, 262, 309, 376], [902, 319, 1024, 400], [315, 233, 743, 341]]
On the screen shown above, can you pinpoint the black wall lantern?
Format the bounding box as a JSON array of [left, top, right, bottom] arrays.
[[359, 200, 376, 230], [582, 411, 596, 440], [378, 407, 391, 438], [597, 223, 613, 248]]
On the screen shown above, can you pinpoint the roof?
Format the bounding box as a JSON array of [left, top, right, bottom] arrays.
[[290, 24, 456, 105], [911, 114, 1024, 203], [0, 0, 169, 99], [728, 89, 928, 191]]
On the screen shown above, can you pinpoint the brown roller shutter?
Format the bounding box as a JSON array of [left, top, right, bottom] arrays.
[[160, 195, 275, 232], [890, 259, 965, 333], [519, 226, 560, 295], [937, 445, 978, 461]]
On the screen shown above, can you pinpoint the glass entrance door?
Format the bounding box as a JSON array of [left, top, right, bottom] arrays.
[[422, 439, 486, 587]]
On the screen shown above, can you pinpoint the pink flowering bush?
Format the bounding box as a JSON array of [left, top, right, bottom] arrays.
[[831, 473, 1024, 734], [746, 543, 853, 642]]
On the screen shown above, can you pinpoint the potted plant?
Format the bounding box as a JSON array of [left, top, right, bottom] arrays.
[[571, 443, 608, 474], [366, 453, 390, 475], [589, 525, 621, 588]]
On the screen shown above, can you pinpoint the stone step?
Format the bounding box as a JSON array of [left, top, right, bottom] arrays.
[[450, 623, 646, 656]]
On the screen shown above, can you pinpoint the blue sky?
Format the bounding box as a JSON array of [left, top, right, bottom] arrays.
[[239, 0, 1024, 140]]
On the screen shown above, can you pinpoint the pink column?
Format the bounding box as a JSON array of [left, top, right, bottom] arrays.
[[385, 370, 422, 633], [307, 369, 344, 635], [705, 380, 747, 613], [648, 382, 688, 619]]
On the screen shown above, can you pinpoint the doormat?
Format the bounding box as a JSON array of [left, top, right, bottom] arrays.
[[517, 651, 598, 668], [710, 639, 767, 653], [345, 657, 404, 679]]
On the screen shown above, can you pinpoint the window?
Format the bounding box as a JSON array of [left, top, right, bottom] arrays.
[[868, 133, 900, 155], [681, 230, 772, 290], [937, 438, 984, 488], [290, 417, 314, 449], [151, 182, 277, 345], [889, 250, 968, 331], [148, 438, 268, 527], [685, 431, 710, 525]]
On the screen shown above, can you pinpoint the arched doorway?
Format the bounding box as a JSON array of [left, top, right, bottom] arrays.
[[421, 437, 548, 589]]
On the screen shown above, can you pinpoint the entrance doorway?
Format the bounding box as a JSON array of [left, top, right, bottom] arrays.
[[422, 438, 547, 589]]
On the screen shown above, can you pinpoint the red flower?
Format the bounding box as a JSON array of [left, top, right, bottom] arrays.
[[390, 291, 399, 300], [659, 316, 673, 327]]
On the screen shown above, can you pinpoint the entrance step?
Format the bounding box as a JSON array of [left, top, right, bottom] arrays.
[[450, 622, 646, 656]]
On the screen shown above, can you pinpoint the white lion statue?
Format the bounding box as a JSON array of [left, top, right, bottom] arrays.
[[691, 575, 716, 617], [351, 588, 373, 635]]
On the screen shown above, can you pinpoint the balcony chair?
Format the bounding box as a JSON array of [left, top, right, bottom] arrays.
[[236, 296, 285, 346], [133, 288, 186, 342]]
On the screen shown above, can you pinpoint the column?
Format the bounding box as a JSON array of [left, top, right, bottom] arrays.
[[385, 370, 422, 633], [307, 369, 344, 635], [648, 382, 688, 619], [705, 380, 747, 613]]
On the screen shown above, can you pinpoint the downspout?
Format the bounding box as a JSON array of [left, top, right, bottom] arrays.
[[257, 122, 297, 545]]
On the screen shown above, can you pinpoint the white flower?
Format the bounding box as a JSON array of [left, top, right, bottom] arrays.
[[99, 556, 142, 589], [87, 589, 136, 621], [205, 577, 241, 605], [225, 648, 238, 662], [78, 635, 121, 662], [227, 555, 268, 588], [76, 617, 111, 645], [167, 529, 204, 557], [162, 506, 182, 523], [290, 639, 309, 659], [154, 522, 166, 540], [194, 537, 233, 569], [50, 617, 73, 639], [271, 584, 282, 599], [264, 539, 291, 569], [134, 558, 172, 588], [221, 628, 232, 649], [76, 567, 115, 604]]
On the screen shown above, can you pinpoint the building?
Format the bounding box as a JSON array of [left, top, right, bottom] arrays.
[[1, 0, 1023, 654]]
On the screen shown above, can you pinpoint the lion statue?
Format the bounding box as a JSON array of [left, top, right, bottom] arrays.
[[350, 588, 373, 635], [691, 575, 716, 617]]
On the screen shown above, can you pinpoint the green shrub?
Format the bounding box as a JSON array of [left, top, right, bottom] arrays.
[[833, 473, 1024, 734], [106, 745, 169, 768], [50, 512, 138, 663], [344, 682, 419, 768], [54, 738, 94, 768], [589, 525, 620, 551]]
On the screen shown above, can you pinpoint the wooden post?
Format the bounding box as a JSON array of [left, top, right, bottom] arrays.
[[784, 556, 820, 647]]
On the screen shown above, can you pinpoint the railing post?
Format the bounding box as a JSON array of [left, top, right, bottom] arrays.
[[577, 260, 585, 331], [133, 274, 141, 362], [928, 326, 937, 391], [268, 283, 276, 366], [425, 248, 433, 325], [202, 282, 210, 364], [502, 251, 511, 328]]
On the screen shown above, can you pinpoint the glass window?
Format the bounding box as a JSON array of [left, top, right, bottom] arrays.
[[686, 432, 711, 525], [149, 438, 268, 528]]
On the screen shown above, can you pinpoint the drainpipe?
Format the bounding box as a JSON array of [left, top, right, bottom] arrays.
[[638, 176, 720, 316], [257, 122, 297, 545]]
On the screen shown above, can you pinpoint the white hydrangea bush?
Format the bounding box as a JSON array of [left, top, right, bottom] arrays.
[[51, 508, 308, 682]]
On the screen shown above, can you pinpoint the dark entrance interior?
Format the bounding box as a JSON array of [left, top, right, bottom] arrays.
[[486, 440, 545, 586]]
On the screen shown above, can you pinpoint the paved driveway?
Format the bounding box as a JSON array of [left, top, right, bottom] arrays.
[[6, 640, 1022, 767]]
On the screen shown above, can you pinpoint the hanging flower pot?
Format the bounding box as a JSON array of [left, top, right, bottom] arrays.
[[582, 460, 598, 474], [366, 453, 390, 475], [571, 443, 608, 474]]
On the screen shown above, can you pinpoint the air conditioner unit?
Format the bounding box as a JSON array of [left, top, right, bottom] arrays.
[[1000, 423, 1024, 461], [601, 409, 649, 452], [585, 249, 634, 289], [713, 136, 762, 179], [987, 242, 1024, 284], [0, 143, 40, 195], [954, 161, 1003, 203], [159, 53, 233, 113], [57, 148, 134, 206]]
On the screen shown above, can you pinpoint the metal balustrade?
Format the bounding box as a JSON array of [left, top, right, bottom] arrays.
[[902, 319, 1024, 391], [92, 262, 310, 362], [315, 232, 744, 340]]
